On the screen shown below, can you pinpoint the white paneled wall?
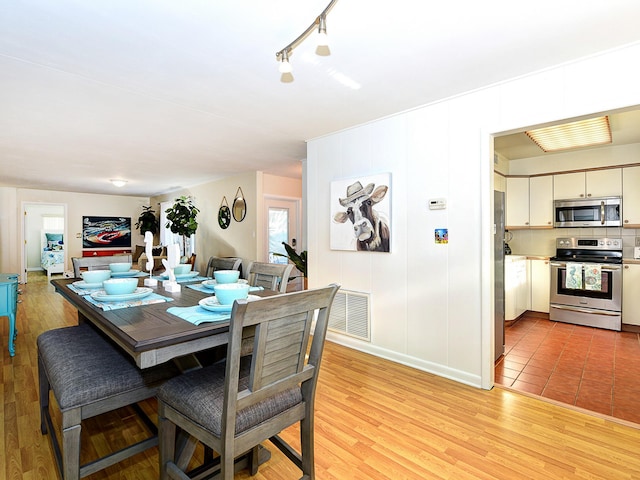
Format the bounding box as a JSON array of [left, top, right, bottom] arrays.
[[308, 42, 640, 389]]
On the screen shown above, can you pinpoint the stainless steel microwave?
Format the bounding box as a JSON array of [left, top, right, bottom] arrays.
[[554, 196, 622, 228]]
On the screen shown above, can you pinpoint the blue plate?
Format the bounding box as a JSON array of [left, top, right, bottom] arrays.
[[110, 269, 141, 277], [73, 280, 103, 289], [161, 271, 199, 280], [198, 294, 259, 312], [90, 287, 153, 302]]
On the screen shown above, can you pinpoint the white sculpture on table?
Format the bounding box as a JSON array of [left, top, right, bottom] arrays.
[[143, 231, 158, 286], [163, 243, 181, 292]]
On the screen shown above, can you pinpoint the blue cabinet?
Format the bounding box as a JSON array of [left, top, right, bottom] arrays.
[[0, 274, 19, 356]]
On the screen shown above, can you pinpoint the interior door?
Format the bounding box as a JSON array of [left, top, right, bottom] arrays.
[[265, 196, 302, 291], [21, 202, 67, 284]]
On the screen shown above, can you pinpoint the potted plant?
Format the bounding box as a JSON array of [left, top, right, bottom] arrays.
[[273, 241, 307, 289], [165, 196, 199, 257], [135, 205, 159, 236]]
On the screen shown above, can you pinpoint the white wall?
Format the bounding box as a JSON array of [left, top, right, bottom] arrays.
[[151, 172, 302, 275], [307, 42, 640, 389], [0, 188, 150, 275]]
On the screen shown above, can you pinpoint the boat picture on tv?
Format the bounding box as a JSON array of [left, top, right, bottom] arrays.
[[82, 216, 132, 249]]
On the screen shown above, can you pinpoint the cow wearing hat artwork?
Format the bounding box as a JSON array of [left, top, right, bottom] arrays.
[[333, 180, 390, 252]]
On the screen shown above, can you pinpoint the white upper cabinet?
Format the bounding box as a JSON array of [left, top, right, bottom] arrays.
[[554, 169, 621, 199], [506, 177, 530, 228], [529, 175, 553, 228], [622, 165, 640, 228]]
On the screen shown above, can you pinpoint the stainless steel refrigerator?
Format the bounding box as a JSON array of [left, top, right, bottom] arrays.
[[494, 191, 505, 361]]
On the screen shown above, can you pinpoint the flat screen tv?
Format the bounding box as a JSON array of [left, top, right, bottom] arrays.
[[82, 216, 132, 249]]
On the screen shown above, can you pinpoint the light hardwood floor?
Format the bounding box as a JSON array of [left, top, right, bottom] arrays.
[[2, 271, 640, 479]]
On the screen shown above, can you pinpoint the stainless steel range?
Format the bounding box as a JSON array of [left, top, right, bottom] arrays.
[[549, 237, 622, 331]]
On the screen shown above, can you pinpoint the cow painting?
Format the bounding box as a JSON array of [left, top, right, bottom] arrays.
[[333, 180, 390, 252]]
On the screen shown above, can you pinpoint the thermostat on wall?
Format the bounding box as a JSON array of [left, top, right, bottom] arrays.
[[429, 198, 446, 210]]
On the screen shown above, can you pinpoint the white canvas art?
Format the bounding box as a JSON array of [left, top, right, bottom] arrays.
[[330, 173, 391, 252]]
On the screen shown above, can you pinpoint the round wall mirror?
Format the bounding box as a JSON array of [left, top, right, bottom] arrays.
[[218, 205, 231, 229], [232, 187, 246, 222]]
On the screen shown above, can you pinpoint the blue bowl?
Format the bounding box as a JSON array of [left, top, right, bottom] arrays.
[[213, 283, 250, 305], [109, 262, 132, 273], [173, 264, 192, 275], [213, 270, 240, 284], [81, 270, 111, 284], [103, 278, 138, 295]]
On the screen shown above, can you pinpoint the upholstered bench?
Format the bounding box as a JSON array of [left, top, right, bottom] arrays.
[[38, 323, 179, 480]]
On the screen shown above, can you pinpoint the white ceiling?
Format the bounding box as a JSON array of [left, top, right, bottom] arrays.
[[2, 1, 640, 197]]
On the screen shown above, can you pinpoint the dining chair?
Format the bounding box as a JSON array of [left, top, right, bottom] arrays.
[[204, 256, 242, 278], [71, 254, 133, 278], [245, 261, 294, 293], [38, 322, 179, 480], [158, 283, 340, 480]]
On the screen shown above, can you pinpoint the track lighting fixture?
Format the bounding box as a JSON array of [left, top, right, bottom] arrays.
[[275, 0, 338, 81]]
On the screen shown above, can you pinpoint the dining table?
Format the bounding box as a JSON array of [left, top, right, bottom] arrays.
[[51, 276, 274, 369]]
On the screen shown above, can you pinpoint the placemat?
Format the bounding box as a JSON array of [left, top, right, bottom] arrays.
[[83, 292, 174, 311], [167, 305, 231, 325]]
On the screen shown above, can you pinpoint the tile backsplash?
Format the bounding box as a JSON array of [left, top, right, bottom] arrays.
[[508, 227, 639, 258]]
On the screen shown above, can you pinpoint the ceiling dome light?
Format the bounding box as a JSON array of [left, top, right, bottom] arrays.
[[110, 179, 127, 187]]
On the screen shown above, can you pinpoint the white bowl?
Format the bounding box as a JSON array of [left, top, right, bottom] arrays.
[[109, 262, 132, 273], [81, 270, 111, 284], [103, 278, 138, 295], [213, 283, 250, 305]]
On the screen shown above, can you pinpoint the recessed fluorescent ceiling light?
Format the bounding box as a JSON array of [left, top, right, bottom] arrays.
[[525, 116, 612, 152]]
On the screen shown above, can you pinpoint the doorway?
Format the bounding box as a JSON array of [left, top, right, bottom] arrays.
[[265, 195, 302, 291], [21, 203, 67, 284]]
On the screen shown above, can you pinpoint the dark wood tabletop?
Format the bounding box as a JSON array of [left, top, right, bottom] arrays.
[[51, 277, 273, 368]]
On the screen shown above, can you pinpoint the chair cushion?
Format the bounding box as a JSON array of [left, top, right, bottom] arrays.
[[158, 359, 302, 436], [38, 324, 178, 410]]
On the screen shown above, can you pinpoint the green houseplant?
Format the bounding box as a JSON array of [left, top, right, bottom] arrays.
[[165, 196, 199, 256], [135, 205, 159, 236], [273, 241, 307, 288]]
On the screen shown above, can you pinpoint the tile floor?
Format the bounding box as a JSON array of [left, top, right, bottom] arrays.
[[495, 312, 640, 425]]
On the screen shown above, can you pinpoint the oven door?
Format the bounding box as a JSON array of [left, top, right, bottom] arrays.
[[550, 261, 621, 312]]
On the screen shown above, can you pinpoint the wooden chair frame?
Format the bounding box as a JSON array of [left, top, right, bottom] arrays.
[[158, 284, 340, 480], [71, 255, 133, 278], [245, 261, 294, 293], [205, 256, 242, 278]]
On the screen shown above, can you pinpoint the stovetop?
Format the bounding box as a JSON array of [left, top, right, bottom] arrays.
[[551, 237, 623, 265]]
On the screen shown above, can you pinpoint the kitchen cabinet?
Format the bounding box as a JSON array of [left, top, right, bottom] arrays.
[[529, 175, 553, 228], [529, 258, 550, 313], [553, 169, 621, 199], [623, 264, 640, 326], [506, 177, 530, 228], [622, 166, 640, 228], [505, 256, 528, 321]]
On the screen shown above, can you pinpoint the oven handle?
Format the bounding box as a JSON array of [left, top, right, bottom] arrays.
[[549, 262, 621, 271], [550, 304, 620, 316]]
